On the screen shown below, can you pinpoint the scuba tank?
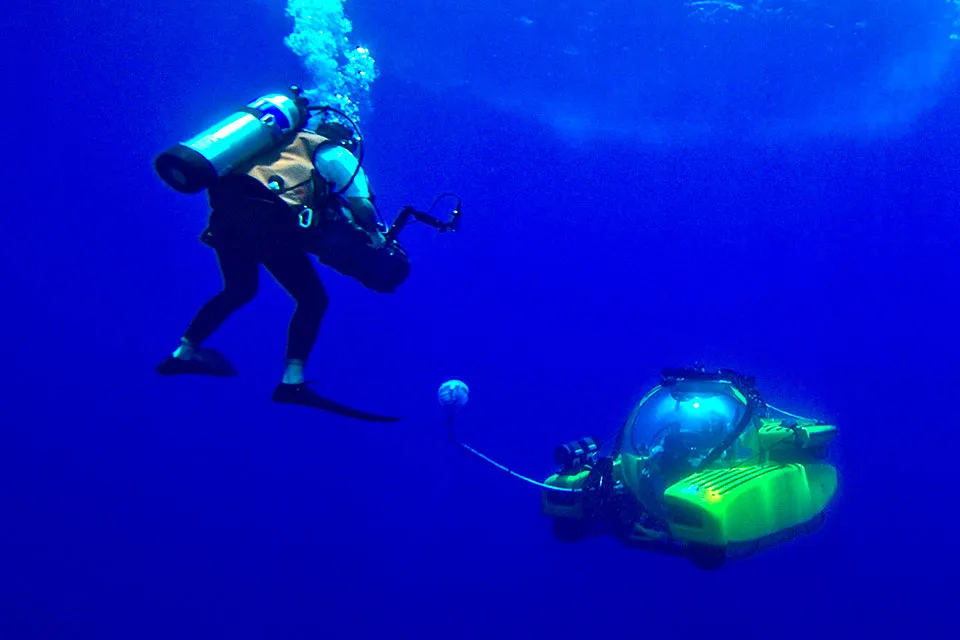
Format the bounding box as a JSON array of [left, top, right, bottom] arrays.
[[154, 90, 308, 194]]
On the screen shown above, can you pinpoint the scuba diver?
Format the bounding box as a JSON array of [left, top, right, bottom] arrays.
[[438, 366, 839, 569], [153, 87, 461, 421]]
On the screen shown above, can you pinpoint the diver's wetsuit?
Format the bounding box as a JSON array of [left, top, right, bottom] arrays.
[[182, 181, 328, 363], [160, 189, 401, 422]]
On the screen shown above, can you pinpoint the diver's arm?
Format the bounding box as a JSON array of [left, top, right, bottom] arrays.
[[347, 196, 379, 233], [314, 145, 382, 241], [348, 196, 386, 248]]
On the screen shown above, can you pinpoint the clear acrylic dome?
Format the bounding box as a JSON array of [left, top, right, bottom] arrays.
[[623, 381, 748, 471]]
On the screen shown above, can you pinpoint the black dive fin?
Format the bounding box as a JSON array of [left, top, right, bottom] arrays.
[[304, 394, 401, 422], [272, 382, 401, 422]]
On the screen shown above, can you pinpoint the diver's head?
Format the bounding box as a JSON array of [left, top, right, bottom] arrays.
[[313, 121, 360, 156]]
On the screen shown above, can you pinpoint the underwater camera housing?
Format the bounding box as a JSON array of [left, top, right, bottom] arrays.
[[309, 196, 461, 294], [309, 224, 412, 294]]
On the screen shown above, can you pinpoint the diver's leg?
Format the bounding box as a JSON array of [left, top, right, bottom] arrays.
[[156, 242, 259, 376], [257, 241, 398, 421], [260, 249, 328, 382], [259, 249, 341, 408]]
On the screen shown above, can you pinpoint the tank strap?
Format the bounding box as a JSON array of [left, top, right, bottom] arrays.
[[275, 175, 313, 196], [208, 174, 284, 211]]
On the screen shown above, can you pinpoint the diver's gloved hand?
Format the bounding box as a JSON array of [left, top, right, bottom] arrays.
[[366, 228, 387, 249], [345, 221, 386, 249]]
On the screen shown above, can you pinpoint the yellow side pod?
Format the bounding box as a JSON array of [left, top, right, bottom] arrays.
[[756, 420, 837, 455], [541, 469, 591, 520], [663, 461, 838, 547]]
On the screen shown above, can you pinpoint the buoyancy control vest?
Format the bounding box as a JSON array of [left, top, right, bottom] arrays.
[[205, 130, 411, 294], [207, 129, 342, 222]]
